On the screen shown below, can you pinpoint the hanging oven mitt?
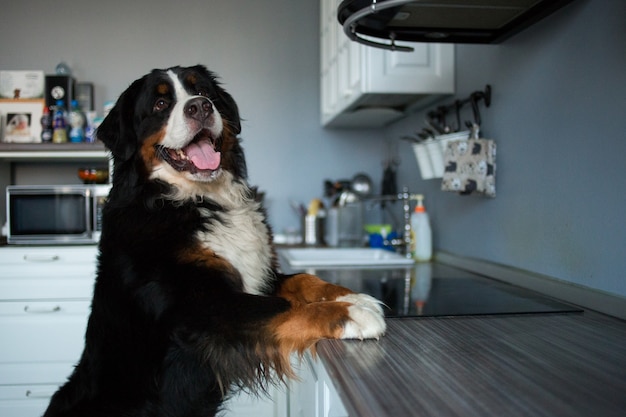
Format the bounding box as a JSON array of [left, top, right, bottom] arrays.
[[441, 124, 496, 197]]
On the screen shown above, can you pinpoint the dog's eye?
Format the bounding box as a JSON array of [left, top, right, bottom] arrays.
[[197, 90, 210, 98], [153, 99, 170, 112]]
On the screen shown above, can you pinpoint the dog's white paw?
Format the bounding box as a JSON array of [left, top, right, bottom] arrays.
[[337, 293, 386, 340]]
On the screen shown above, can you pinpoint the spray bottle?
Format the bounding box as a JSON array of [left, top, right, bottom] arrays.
[[410, 195, 432, 262]]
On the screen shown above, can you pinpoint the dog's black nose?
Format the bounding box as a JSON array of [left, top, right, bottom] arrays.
[[184, 97, 213, 122]]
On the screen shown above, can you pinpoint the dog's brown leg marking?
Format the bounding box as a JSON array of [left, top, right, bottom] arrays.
[[266, 300, 352, 365], [262, 274, 360, 375], [277, 273, 353, 306]]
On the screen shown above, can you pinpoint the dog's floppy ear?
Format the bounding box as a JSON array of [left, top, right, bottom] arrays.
[[195, 66, 241, 136], [97, 77, 145, 162], [215, 86, 241, 135]]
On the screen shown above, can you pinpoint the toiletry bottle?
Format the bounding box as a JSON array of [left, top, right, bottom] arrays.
[[52, 100, 68, 143], [40, 106, 53, 142], [84, 111, 97, 143], [410, 195, 432, 262], [69, 100, 85, 142]]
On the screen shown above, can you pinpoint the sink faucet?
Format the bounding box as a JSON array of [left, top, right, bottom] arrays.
[[365, 187, 422, 259]]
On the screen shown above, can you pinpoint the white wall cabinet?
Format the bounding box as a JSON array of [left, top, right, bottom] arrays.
[[321, 0, 455, 128], [289, 353, 348, 417]]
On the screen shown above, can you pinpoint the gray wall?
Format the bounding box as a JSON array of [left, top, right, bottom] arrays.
[[388, 0, 626, 298], [3, 0, 624, 298], [0, 0, 386, 234]]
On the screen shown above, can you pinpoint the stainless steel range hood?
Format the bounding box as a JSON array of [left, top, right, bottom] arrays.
[[338, 0, 576, 51]]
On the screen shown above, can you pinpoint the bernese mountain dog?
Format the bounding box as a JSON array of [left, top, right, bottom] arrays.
[[43, 65, 385, 417]]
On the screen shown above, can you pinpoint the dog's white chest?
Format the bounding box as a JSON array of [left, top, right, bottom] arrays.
[[196, 204, 272, 295]]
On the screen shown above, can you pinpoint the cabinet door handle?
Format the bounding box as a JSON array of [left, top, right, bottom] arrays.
[[23, 254, 61, 262], [24, 305, 62, 314], [26, 389, 55, 399]]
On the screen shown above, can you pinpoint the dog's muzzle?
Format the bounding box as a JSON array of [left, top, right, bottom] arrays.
[[184, 96, 214, 123], [156, 97, 222, 174]]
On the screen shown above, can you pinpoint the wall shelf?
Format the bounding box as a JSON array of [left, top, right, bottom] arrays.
[[0, 142, 109, 161]]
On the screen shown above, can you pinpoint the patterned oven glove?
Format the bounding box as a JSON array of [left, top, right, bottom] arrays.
[[441, 138, 496, 197]]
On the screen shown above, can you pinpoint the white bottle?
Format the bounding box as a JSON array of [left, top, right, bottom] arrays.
[[410, 196, 432, 262]]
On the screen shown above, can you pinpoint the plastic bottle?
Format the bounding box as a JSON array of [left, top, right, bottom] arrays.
[[69, 100, 85, 143], [55, 61, 71, 75], [410, 195, 432, 262], [40, 106, 53, 142], [84, 111, 97, 143], [52, 100, 68, 143]]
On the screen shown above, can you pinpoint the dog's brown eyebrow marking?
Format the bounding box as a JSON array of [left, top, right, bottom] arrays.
[[157, 83, 169, 95], [186, 74, 197, 85]]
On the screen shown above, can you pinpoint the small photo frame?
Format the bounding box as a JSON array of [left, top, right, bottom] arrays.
[[0, 98, 44, 143]]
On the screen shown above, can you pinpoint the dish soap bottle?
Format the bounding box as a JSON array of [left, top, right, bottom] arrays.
[[410, 195, 432, 262]]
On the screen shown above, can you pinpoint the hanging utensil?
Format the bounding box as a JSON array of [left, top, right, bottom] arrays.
[[422, 127, 437, 138], [381, 163, 397, 197], [437, 106, 452, 133], [454, 99, 462, 132], [401, 135, 422, 143], [417, 131, 430, 141], [351, 173, 373, 198], [426, 111, 445, 135], [470, 93, 482, 126]]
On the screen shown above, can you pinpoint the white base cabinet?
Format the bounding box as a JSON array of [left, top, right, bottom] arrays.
[[321, 0, 455, 128], [0, 245, 285, 417], [289, 353, 348, 417], [223, 387, 287, 417], [0, 245, 98, 417]]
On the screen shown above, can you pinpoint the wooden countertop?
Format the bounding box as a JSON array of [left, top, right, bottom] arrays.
[[317, 312, 626, 417]]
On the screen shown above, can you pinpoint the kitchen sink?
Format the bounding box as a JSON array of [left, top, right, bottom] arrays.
[[278, 248, 414, 268]]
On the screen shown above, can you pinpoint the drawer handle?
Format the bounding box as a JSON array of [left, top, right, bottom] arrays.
[[23, 254, 61, 263], [26, 389, 54, 399], [24, 305, 62, 314]]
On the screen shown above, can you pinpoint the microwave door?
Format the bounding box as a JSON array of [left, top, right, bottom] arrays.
[[9, 192, 91, 243]]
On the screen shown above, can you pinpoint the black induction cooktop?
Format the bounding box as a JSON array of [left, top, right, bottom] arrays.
[[299, 263, 582, 318]]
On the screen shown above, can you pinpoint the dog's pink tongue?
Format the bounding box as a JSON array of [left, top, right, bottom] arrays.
[[186, 141, 221, 170]]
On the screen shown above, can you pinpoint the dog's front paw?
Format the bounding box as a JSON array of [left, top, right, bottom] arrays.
[[337, 293, 386, 340]]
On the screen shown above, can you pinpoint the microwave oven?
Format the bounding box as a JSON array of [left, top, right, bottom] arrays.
[[6, 184, 111, 245]]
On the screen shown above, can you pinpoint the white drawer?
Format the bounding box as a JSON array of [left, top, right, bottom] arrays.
[[0, 362, 76, 385], [0, 246, 97, 300], [0, 260, 96, 280], [0, 384, 59, 401], [0, 275, 95, 300], [0, 300, 89, 363], [0, 385, 58, 417], [0, 245, 98, 266], [225, 388, 283, 417]]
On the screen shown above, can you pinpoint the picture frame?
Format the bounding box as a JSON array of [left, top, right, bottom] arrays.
[[0, 98, 45, 143]]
